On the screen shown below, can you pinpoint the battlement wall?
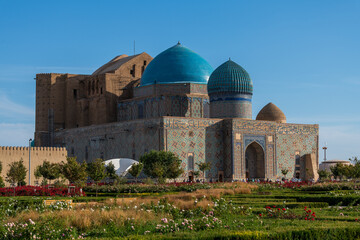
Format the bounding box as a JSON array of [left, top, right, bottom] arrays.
[[0, 147, 67, 186]]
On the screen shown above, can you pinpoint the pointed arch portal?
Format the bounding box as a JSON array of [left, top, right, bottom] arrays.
[[245, 141, 265, 179]]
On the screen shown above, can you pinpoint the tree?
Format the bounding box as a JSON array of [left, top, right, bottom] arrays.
[[105, 162, 118, 183], [87, 158, 106, 197], [281, 169, 289, 180], [35, 160, 61, 185], [140, 150, 183, 183], [34, 166, 42, 183], [0, 161, 4, 188], [61, 157, 87, 185], [196, 162, 211, 182], [167, 159, 184, 182], [317, 169, 330, 181], [330, 163, 354, 180], [128, 163, 143, 183], [152, 161, 166, 183], [350, 157, 360, 178], [192, 170, 200, 182], [6, 159, 27, 186]]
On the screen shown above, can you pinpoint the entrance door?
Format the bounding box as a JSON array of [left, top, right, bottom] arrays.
[[189, 175, 194, 182], [218, 171, 224, 182], [245, 142, 265, 179]]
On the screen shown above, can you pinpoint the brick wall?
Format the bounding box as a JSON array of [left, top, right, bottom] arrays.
[[0, 147, 67, 186]]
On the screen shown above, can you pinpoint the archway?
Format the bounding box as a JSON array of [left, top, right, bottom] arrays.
[[245, 142, 265, 179]]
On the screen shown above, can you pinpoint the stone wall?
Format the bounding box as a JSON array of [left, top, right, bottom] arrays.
[[53, 116, 318, 182], [54, 118, 164, 163], [0, 147, 67, 186], [35, 53, 152, 147], [118, 96, 209, 121], [118, 83, 210, 122]]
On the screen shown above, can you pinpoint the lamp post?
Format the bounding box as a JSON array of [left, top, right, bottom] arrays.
[[322, 146, 328, 161], [29, 138, 32, 185]]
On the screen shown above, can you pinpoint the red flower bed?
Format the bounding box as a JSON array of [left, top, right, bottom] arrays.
[[259, 181, 313, 189], [262, 205, 316, 220], [0, 186, 85, 197], [303, 206, 316, 220]]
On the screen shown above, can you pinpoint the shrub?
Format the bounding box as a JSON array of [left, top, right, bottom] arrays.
[[0, 186, 85, 197]]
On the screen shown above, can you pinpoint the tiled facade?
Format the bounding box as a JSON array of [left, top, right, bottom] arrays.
[[54, 116, 318, 181], [117, 83, 210, 121]]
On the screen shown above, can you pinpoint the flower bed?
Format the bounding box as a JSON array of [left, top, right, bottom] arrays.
[[83, 182, 215, 194], [258, 181, 313, 190], [0, 186, 85, 197]]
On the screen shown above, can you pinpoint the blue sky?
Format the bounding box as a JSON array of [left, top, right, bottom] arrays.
[[0, 0, 359, 161]]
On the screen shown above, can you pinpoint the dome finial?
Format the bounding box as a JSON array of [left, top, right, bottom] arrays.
[[177, 41, 181, 45], [229, 57, 231, 61]]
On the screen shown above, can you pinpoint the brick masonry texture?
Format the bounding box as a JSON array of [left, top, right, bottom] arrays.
[[0, 147, 67, 186]]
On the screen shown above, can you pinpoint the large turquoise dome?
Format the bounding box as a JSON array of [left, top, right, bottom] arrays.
[[140, 43, 213, 86], [207, 59, 253, 95]]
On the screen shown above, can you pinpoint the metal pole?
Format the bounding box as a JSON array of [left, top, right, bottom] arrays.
[[322, 146, 327, 161], [29, 138, 32, 185]]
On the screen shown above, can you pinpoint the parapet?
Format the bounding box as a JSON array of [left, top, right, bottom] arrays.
[[0, 146, 67, 155]]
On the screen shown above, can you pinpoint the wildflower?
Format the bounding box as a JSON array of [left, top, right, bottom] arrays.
[[259, 213, 262, 217], [282, 208, 286, 211], [340, 213, 344, 216], [29, 219, 35, 225]]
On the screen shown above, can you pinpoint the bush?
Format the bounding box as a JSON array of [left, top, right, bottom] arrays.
[[0, 186, 85, 197], [300, 183, 354, 191], [83, 182, 213, 194]]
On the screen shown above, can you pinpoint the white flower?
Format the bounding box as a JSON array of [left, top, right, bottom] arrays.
[[29, 219, 35, 225]]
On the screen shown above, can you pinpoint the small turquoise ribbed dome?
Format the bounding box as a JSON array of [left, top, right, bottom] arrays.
[[140, 43, 213, 86], [207, 60, 253, 95]]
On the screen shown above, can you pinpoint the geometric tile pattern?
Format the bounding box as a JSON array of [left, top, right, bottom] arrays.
[[276, 133, 317, 179], [118, 96, 210, 121], [171, 97, 181, 116], [190, 84, 207, 94], [56, 116, 318, 182], [192, 98, 202, 118]]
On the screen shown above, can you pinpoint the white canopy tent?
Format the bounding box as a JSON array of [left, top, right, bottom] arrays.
[[104, 158, 139, 177]]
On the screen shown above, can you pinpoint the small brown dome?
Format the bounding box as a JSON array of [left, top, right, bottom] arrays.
[[256, 103, 286, 123]]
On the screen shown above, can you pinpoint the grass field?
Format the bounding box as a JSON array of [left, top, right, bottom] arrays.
[[2, 182, 360, 239]]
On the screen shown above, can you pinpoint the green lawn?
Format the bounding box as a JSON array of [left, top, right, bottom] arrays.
[[2, 184, 360, 239]]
